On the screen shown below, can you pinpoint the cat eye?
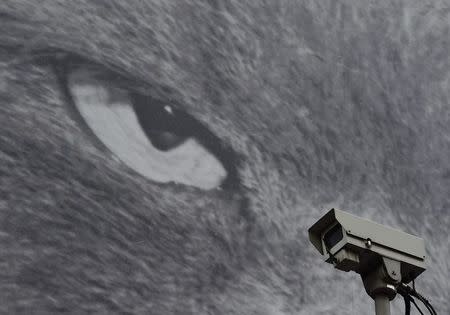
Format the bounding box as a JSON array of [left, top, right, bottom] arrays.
[[62, 66, 230, 190]]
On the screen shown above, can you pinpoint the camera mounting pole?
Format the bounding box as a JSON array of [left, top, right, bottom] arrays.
[[361, 256, 401, 315]]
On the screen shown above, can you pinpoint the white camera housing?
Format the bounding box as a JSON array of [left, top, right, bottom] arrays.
[[308, 208, 426, 283]]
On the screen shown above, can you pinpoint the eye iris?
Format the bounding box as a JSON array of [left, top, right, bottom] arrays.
[[131, 94, 190, 151]]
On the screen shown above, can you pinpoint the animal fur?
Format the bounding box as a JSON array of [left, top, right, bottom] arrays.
[[0, 1, 449, 314]]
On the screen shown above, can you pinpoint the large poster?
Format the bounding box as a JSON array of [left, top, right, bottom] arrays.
[[1, 1, 448, 314]]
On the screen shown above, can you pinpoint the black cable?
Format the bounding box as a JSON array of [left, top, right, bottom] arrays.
[[397, 283, 438, 315], [410, 297, 426, 315], [411, 288, 437, 315], [415, 295, 437, 315], [400, 290, 411, 315], [427, 302, 437, 315], [423, 298, 437, 315]]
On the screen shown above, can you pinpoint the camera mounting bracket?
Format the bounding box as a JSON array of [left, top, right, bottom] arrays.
[[362, 256, 401, 315]]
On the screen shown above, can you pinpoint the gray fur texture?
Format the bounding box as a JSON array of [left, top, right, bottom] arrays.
[[0, 1, 449, 314]]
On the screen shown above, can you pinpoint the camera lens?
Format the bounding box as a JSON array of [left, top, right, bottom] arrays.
[[324, 223, 343, 251]]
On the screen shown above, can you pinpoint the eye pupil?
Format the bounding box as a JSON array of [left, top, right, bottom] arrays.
[[132, 94, 191, 151], [148, 132, 186, 151]]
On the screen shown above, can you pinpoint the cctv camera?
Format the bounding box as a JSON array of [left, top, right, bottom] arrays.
[[308, 208, 426, 284]]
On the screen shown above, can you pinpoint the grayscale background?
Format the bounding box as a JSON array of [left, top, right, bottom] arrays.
[[1, 1, 449, 314]]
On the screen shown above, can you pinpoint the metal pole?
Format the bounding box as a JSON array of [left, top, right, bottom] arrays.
[[374, 295, 391, 315]]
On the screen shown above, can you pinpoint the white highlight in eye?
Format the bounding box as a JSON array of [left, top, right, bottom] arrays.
[[164, 105, 173, 114], [68, 69, 227, 190]]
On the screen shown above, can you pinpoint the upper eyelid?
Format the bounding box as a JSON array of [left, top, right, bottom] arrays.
[[55, 56, 146, 93], [12, 49, 170, 102], [39, 50, 179, 105]]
